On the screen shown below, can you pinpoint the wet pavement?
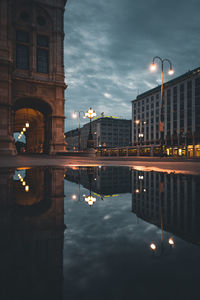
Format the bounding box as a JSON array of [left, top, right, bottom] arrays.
[[0, 154, 200, 175], [0, 166, 200, 300]]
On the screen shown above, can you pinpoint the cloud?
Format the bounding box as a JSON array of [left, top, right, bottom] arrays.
[[103, 93, 112, 99], [64, 0, 200, 132]]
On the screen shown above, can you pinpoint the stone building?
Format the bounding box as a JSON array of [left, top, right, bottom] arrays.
[[65, 116, 132, 150], [65, 128, 79, 150], [0, 167, 66, 299], [132, 67, 200, 156], [0, 0, 67, 154]]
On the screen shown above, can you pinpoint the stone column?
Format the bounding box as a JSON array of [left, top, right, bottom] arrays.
[[0, 0, 16, 155]]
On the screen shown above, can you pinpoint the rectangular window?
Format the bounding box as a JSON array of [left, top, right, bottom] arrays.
[[37, 49, 49, 73], [16, 30, 29, 70], [37, 35, 49, 47], [37, 35, 49, 74], [16, 44, 29, 70], [16, 30, 29, 43]]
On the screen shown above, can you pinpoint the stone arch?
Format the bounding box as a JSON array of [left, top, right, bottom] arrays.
[[14, 1, 53, 30], [13, 97, 53, 153], [0, 0, 67, 155]]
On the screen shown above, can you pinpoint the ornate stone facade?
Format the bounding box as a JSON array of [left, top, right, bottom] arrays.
[[0, 0, 67, 154]]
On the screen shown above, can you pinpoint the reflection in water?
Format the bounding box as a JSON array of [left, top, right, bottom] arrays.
[[0, 166, 200, 299], [132, 170, 200, 245], [65, 166, 132, 195], [0, 167, 65, 300]]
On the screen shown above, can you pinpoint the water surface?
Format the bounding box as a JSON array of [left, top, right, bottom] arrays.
[[0, 166, 200, 300]]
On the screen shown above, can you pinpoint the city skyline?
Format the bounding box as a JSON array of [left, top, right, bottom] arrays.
[[64, 0, 200, 131]]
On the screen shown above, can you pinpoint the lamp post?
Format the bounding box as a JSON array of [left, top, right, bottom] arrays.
[[72, 111, 84, 150], [135, 120, 146, 153], [150, 56, 174, 156], [85, 108, 97, 148]]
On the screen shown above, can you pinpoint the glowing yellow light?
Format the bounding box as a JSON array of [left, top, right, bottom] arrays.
[[168, 68, 174, 75], [85, 108, 97, 119], [85, 195, 96, 206], [168, 238, 175, 246], [135, 189, 140, 193], [150, 243, 157, 251], [23, 128, 26, 132], [139, 175, 144, 180], [20, 131, 23, 135], [20, 178, 23, 182], [150, 63, 157, 71], [72, 194, 77, 200], [25, 122, 29, 128], [22, 181, 26, 186], [135, 120, 140, 125], [25, 185, 29, 192]]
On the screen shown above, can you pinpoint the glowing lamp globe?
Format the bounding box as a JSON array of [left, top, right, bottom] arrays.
[[150, 63, 157, 72], [168, 68, 174, 75]]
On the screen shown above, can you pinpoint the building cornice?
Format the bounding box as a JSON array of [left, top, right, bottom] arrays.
[[132, 66, 200, 102]]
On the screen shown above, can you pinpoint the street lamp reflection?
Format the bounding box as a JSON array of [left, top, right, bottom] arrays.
[[168, 237, 175, 246], [85, 195, 96, 206], [150, 243, 157, 251]]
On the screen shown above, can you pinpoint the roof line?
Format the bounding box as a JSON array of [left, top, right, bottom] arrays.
[[132, 66, 200, 101]]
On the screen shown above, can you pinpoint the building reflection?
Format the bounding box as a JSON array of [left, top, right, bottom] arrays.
[[0, 167, 65, 300], [132, 169, 200, 245], [65, 166, 132, 196]]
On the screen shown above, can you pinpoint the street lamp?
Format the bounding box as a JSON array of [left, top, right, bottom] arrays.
[[85, 108, 97, 148], [72, 111, 84, 150], [135, 120, 146, 152], [150, 56, 174, 156], [85, 194, 96, 206]]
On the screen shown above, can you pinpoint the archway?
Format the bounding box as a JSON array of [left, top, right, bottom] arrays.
[[13, 98, 52, 153]]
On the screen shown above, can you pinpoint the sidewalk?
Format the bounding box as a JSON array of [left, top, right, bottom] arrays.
[[0, 154, 200, 175]]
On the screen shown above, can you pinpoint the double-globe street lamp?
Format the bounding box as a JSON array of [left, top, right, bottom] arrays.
[[150, 56, 174, 156], [85, 108, 96, 148], [135, 120, 146, 152]]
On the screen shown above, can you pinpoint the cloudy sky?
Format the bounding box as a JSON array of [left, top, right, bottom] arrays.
[[64, 0, 200, 131]]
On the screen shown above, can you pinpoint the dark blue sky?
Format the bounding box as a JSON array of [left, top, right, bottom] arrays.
[[64, 0, 200, 131]]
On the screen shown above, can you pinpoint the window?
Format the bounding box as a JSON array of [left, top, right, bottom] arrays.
[[16, 30, 29, 70], [37, 35, 49, 74]]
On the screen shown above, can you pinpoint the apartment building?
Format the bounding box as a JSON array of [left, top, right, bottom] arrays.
[[132, 67, 200, 156], [65, 116, 131, 150]]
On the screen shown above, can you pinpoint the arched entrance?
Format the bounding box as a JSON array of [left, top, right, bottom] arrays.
[[13, 98, 52, 154]]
